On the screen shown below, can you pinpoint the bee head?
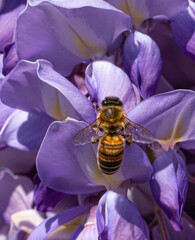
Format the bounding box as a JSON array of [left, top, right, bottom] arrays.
[[101, 97, 123, 107]]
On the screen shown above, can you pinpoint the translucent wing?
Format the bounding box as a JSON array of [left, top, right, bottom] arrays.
[[74, 118, 101, 145], [123, 116, 154, 144]]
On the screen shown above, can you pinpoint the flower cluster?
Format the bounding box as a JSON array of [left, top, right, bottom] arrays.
[[0, 0, 195, 239]]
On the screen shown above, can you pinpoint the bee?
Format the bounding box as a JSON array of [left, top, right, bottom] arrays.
[[74, 97, 153, 175]]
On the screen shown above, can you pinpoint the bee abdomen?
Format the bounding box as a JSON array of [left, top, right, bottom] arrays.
[[98, 157, 122, 175], [97, 135, 124, 175]]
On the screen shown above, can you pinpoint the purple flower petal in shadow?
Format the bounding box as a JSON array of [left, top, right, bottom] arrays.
[[2, 43, 18, 75], [0, 54, 3, 78], [0, 109, 54, 151], [0, 4, 25, 52], [148, 22, 195, 90], [171, 1, 195, 62], [0, 169, 34, 225], [34, 174, 71, 212], [127, 182, 155, 217], [97, 191, 150, 240], [150, 150, 188, 230], [0, 219, 9, 240], [0, 0, 26, 14], [123, 30, 162, 99], [152, 214, 195, 240], [0, 147, 36, 174]]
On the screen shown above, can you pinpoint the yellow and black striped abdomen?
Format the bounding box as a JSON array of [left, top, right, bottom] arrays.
[[97, 135, 125, 175]]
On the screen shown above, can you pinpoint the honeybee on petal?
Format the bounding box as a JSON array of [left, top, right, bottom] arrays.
[[74, 97, 153, 175]]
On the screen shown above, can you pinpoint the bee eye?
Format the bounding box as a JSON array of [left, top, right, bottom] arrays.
[[102, 99, 110, 106], [102, 97, 123, 106], [115, 100, 123, 106]]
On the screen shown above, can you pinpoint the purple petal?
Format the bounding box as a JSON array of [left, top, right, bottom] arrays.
[[114, 144, 153, 183], [37, 60, 96, 123], [37, 118, 105, 194], [16, 0, 131, 76], [0, 109, 54, 151], [104, 0, 149, 27], [155, 76, 174, 95], [2, 43, 18, 75], [150, 150, 188, 230], [0, 54, 3, 78], [0, 98, 14, 150], [8, 229, 26, 240], [0, 100, 14, 130], [147, 0, 189, 20], [0, 147, 36, 174], [97, 191, 150, 240], [171, 1, 195, 62], [85, 60, 140, 112], [28, 205, 89, 240], [1, 60, 96, 123], [8, 209, 44, 239], [37, 117, 152, 192], [0, 221, 9, 240], [127, 90, 195, 151], [76, 206, 98, 240], [0, 4, 25, 52], [148, 22, 195, 89], [128, 182, 155, 216], [105, 0, 188, 23], [123, 30, 162, 99], [34, 174, 69, 212], [0, 170, 34, 224], [0, 0, 26, 14], [70, 226, 84, 240], [153, 215, 195, 240]]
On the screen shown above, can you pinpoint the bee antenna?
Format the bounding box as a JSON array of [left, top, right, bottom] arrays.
[[93, 102, 100, 111]]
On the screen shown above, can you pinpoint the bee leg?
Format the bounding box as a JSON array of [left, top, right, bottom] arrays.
[[122, 134, 133, 146], [92, 137, 100, 144], [126, 140, 133, 146], [93, 102, 100, 111]]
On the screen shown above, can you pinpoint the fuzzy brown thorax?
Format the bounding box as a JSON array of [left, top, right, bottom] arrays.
[[97, 97, 126, 134]]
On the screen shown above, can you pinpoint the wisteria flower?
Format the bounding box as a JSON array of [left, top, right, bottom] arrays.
[[34, 61, 193, 237], [0, 0, 195, 239]]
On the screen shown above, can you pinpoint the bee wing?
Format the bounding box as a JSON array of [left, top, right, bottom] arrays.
[[123, 116, 154, 144], [74, 118, 101, 145]]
